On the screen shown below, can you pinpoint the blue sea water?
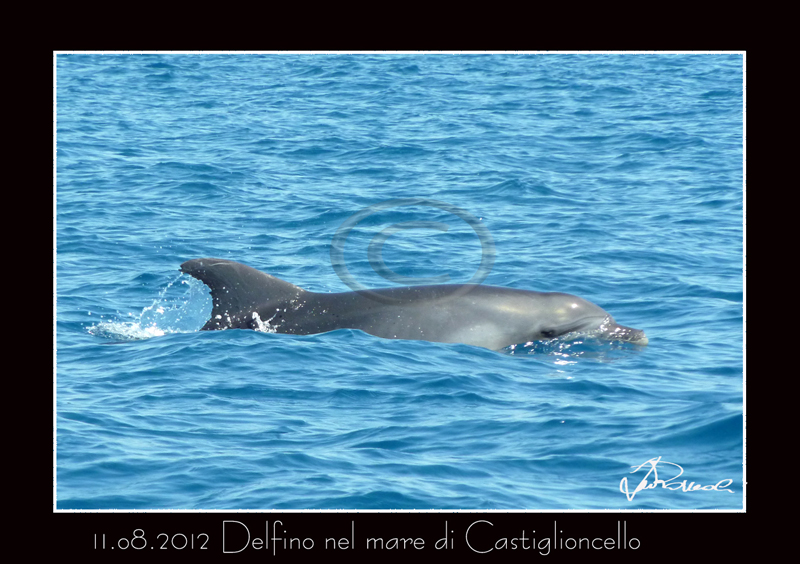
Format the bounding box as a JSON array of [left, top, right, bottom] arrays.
[[55, 53, 744, 510]]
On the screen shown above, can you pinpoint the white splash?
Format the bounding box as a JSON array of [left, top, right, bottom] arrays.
[[251, 311, 279, 333], [87, 274, 212, 341]]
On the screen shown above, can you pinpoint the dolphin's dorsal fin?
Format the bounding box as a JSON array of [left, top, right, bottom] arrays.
[[180, 258, 307, 330]]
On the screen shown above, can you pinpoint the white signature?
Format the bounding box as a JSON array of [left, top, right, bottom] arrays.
[[620, 456, 734, 501]]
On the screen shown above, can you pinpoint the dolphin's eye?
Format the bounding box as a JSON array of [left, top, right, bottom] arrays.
[[541, 329, 556, 339]]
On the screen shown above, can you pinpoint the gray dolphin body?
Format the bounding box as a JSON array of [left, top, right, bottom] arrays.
[[180, 258, 648, 350]]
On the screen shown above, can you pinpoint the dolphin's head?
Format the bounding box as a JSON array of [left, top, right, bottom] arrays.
[[535, 293, 648, 345]]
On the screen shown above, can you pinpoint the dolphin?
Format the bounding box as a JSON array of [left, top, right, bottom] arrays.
[[180, 258, 648, 350]]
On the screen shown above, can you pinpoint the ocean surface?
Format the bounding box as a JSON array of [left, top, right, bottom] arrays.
[[55, 53, 744, 510]]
